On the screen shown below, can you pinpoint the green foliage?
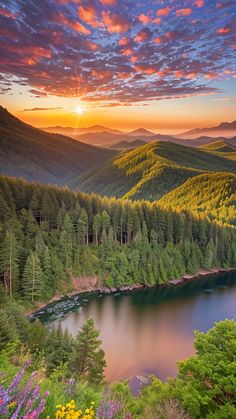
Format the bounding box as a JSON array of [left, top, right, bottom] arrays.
[[158, 172, 236, 226], [74, 141, 236, 202], [0, 175, 235, 304], [177, 320, 236, 418], [74, 317, 106, 385]]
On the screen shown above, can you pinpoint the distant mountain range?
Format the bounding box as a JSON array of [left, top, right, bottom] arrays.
[[0, 106, 115, 185], [42, 122, 236, 148], [178, 120, 236, 139], [43, 124, 122, 136]]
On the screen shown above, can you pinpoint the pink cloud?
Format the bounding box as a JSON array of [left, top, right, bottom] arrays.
[[156, 7, 171, 17], [0, 8, 16, 18], [100, 0, 116, 5], [58, 13, 91, 35], [122, 48, 133, 56], [153, 37, 162, 44], [138, 13, 151, 24], [101, 11, 130, 33], [176, 8, 192, 17], [195, 0, 204, 7], [118, 36, 129, 46], [216, 27, 231, 34], [205, 72, 218, 79], [152, 17, 161, 24], [134, 28, 151, 43]]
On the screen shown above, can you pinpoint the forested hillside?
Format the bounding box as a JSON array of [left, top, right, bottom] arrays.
[[0, 106, 115, 185], [0, 175, 235, 303], [158, 172, 236, 226], [73, 141, 236, 201]]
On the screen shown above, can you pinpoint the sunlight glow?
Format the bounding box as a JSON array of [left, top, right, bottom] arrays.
[[75, 106, 84, 115]]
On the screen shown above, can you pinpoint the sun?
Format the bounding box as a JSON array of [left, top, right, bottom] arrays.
[[75, 106, 84, 115]]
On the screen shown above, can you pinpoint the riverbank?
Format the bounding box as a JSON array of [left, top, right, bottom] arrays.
[[28, 267, 236, 317]]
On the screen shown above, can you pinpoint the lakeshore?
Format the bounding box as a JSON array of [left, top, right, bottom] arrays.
[[29, 267, 236, 318]]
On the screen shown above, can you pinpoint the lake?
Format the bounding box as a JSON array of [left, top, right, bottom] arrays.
[[34, 271, 236, 383]]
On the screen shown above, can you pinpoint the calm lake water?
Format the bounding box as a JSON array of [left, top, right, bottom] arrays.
[[35, 271, 236, 383]]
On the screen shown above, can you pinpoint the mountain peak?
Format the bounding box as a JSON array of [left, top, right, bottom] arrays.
[[129, 128, 156, 136]]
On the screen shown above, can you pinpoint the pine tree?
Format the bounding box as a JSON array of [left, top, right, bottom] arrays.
[[93, 213, 102, 245], [0, 231, 19, 296], [60, 213, 73, 271], [22, 251, 43, 302], [74, 317, 106, 384]]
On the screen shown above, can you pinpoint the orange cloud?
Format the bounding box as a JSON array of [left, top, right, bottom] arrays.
[[58, 13, 91, 35], [205, 72, 217, 79], [152, 17, 161, 24], [176, 8, 192, 16], [122, 48, 133, 56], [78, 5, 101, 28], [25, 58, 36, 66], [144, 68, 156, 75], [174, 70, 185, 78], [130, 56, 138, 63], [100, 0, 116, 5], [216, 27, 231, 34], [157, 7, 171, 17], [86, 41, 99, 51], [118, 36, 129, 46], [102, 11, 129, 33], [134, 29, 151, 43], [153, 37, 162, 44], [195, 0, 204, 7], [186, 72, 197, 79], [138, 13, 151, 24]]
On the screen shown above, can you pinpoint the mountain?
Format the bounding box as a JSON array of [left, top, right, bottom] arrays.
[[109, 139, 147, 149], [71, 141, 236, 201], [158, 172, 236, 226], [178, 120, 236, 139], [128, 128, 156, 137], [43, 124, 122, 137], [200, 140, 236, 153], [0, 106, 116, 185]]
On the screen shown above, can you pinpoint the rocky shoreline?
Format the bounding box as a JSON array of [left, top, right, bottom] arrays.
[[28, 267, 236, 317]]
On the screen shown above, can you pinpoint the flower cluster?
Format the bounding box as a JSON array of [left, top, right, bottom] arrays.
[[96, 392, 122, 419], [66, 378, 76, 396], [0, 360, 49, 418], [55, 400, 95, 419]]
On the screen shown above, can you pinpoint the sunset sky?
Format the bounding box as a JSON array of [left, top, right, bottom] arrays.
[[0, 0, 235, 133]]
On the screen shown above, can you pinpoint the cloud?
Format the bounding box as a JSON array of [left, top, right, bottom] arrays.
[[0, 0, 235, 105], [216, 27, 231, 34], [195, 0, 204, 7], [134, 28, 152, 43], [176, 9, 192, 17], [101, 11, 130, 33], [138, 14, 151, 24], [100, 0, 116, 5], [78, 4, 101, 28], [156, 7, 171, 17], [21, 107, 62, 111]]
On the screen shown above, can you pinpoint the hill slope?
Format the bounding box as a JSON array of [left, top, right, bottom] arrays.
[[0, 107, 115, 185], [72, 141, 236, 201], [158, 172, 236, 226]]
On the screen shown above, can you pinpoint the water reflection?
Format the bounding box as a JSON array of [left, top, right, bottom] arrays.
[[49, 272, 236, 382]]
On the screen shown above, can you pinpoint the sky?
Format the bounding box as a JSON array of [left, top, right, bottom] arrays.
[[0, 0, 236, 133]]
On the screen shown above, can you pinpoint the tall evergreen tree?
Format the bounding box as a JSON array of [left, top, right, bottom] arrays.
[[74, 317, 106, 384], [0, 231, 19, 296], [22, 251, 43, 302]]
